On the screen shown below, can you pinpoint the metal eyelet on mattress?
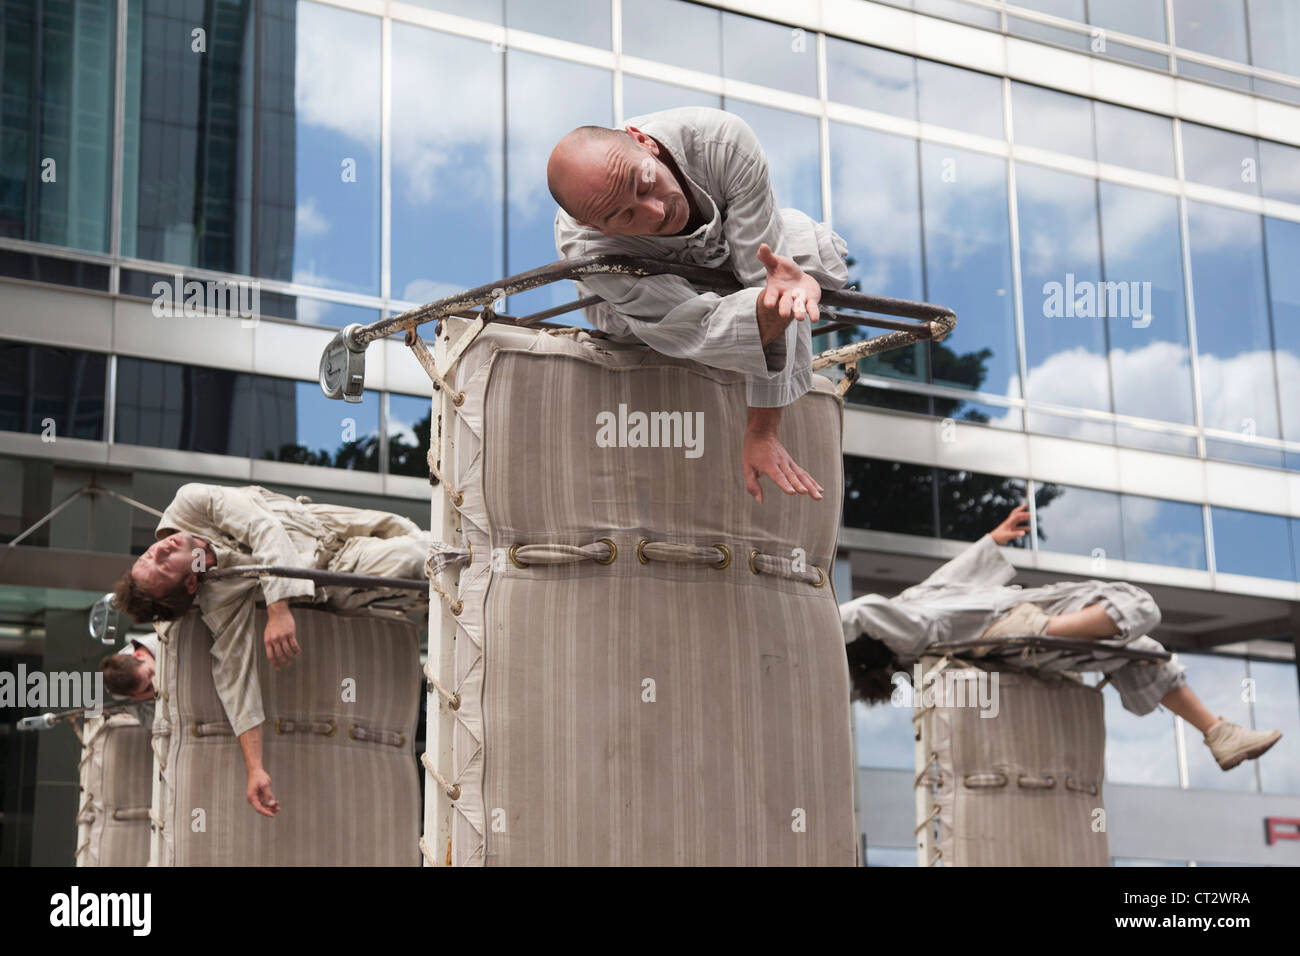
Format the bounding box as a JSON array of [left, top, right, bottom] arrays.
[[962, 772, 1008, 789], [595, 538, 618, 565], [748, 549, 760, 574], [450, 600, 464, 616], [1017, 774, 1056, 790], [191, 722, 203, 738], [275, 718, 288, 735], [452, 491, 464, 507], [711, 544, 731, 569], [349, 723, 360, 741], [452, 391, 465, 406], [508, 543, 526, 569], [812, 565, 826, 588], [636, 538, 649, 565], [324, 719, 337, 737]]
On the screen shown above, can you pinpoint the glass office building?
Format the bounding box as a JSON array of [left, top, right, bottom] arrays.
[[1, 0, 1297, 865]]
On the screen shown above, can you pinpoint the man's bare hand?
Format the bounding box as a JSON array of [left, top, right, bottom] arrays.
[[990, 503, 1031, 545], [743, 415, 823, 504], [246, 767, 280, 817], [756, 243, 821, 346], [264, 600, 300, 670]]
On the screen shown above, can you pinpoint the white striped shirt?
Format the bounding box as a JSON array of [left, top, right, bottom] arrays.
[[553, 106, 850, 408]]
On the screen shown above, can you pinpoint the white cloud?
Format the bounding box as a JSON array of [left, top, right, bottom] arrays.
[[295, 196, 330, 239]]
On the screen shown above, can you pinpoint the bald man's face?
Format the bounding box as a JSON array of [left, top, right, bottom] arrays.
[[557, 127, 691, 238]]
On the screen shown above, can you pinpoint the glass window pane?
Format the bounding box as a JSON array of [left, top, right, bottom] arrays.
[[1211, 507, 1295, 580], [1173, 0, 1250, 63], [720, 11, 817, 98], [1250, 658, 1300, 795], [1099, 182, 1195, 427], [937, 469, 1028, 545], [1105, 699, 1179, 786], [1014, 0, 1084, 19], [506, 0, 611, 49], [1186, 202, 1279, 440], [1, 0, 115, 252], [829, 124, 924, 385], [0, 342, 106, 440], [919, 143, 1018, 399], [720, 101, 820, 217], [114, 358, 248, 456], [621, 0, 721, 73], [291, 300, 379, 329], [843, 455, 936, 536], [281, 1, 381, 294], [854, 698, 915, 771], [1012, 82, 1094, 159], [387, 393, 433, 478], [403, 0, 503, 21], [123, 0, 255, 271], [917, 59, 1004, 139], [250, 378, 380, 470], [1259, 139, 1300, 204], [865, 844, 917, 867], [622, 76, 721, 118], [825, 37, 916, 119], [1016, 164, 1109, 413], [1181, 123, 1260, 195], [1089, 0, 1167, 41], [1264, 218, 1300, 446], [1247, 0, 1300, 76], [914, 0, 999, 29], [1181, 654, 1255, 791], [392, 25, 504, 305], [1094, 102, 1176, 177], [1120, 495, 1206, 569], [506, 51, 612, 315], [1033, 483, 1123, 559]]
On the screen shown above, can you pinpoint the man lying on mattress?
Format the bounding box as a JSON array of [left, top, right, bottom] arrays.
[[840, 504, 1282, 772], [99, 631, 160, 727], [110, 483, 430, 816], [548, 105, 849, 505]]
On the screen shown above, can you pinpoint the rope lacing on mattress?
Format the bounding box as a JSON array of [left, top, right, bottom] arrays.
[[418, 834, 441, 866], [191, 721, 235, 737], [425, 544, 471, 616], [74, 839, 91, 860], [76, 792, 96, 825], [503, 538, 827, 586], [420, 752, 461, 801], [151, 730, 169, 772], [424, 660, 461, 710], [149, 809, 165, 831], [275, 718, 337, 737], [348, 723, 407, 747]]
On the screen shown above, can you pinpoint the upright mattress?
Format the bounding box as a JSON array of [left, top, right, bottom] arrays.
[[440, 325, 857, 865], [153, 606, 421, 865], [923, 658, 1109, 866], [76, 713, 153, 866]]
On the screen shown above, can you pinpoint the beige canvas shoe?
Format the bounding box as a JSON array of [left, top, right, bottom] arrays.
[[979, 603, 1051, 640], [1203, 718, 1282, 771]]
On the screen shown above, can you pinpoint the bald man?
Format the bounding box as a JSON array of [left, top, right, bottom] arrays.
[[548, 106, 850, 504]]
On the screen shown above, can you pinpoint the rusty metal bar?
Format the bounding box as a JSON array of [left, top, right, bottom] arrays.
[[350, 255, 955, 345]]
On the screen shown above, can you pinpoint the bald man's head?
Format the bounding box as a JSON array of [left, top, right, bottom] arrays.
[[546, 124, 691, 237]]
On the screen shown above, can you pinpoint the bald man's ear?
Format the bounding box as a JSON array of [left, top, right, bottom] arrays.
[[624, 125, 658, 156]]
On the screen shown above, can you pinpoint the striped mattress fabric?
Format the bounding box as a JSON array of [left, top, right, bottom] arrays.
[[152, 606, 421, 866], [924, 658, 1109, 866], [76, 714, 153, 866], [442, 325, 857, 865]]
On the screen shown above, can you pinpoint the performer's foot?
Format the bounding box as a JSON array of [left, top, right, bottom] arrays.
[[978, 602, 1050, 640], [1203, 718, 1282, 771]]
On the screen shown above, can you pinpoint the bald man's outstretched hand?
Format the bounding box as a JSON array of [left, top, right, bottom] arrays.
[[755, 243, 821, 345]]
